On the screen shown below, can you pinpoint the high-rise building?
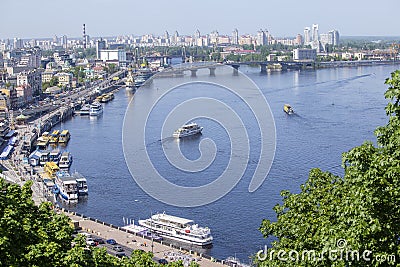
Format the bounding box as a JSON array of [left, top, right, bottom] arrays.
[[210, 30, 219, 45], [312, 24, 319, 42], [171, 31, 179, 45], [304, 27, 311, 45], [13, 38, 23, 49], [295, 34, 303, 46], [232, 28, 239, 45], [61, 35, 68, 49], [164, 31, 170, 44], [256, 29, 267, 46], [96, 38, 106, 59], [329, 30, 340, 46]]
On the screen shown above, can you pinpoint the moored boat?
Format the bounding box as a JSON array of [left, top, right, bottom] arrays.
[[173, 122, 203, 138], [100, 93, 113, 103], [89, 102, 103, 116], [138, 213, 213, 247], [49, 130, 60, 144], [79, 104, 91, 116], [283, 104, 294, 114], [49, 149, 61, 164], [36, 137, 49, 150], [73, 171, 88, 196], [58, 130, 71, 144], [59, 151, 72, 169], [54, 171, 78, 201]]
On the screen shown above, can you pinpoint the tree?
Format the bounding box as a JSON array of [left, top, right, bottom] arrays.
[[0, 178, 191, 266], [259, 70, 400, 266], [0, 180, 73, 266]]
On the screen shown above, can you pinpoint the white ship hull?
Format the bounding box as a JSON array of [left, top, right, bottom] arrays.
[[138, 213, 213, 247], [173, 127, 203, 138]]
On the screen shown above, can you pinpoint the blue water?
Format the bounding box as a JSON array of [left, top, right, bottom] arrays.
[[57, 64, 398, 263]]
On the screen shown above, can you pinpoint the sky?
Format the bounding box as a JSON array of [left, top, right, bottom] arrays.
[[1, 0, 400, 39]]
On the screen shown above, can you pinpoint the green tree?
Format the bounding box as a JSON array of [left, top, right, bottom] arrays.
[[259, 70, 400, 266], [0, 178, 195, 266], [0, 180, 73, 266]]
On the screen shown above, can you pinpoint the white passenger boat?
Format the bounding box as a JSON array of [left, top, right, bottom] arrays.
[[79, 104, 90, 116], [73, 171, 88, 196], [89, 102, 103, 116], [54, 171, 78, 201], [59, 151, 72, 169], [173, 122, 203, 138], [138, 213, 213, 247]]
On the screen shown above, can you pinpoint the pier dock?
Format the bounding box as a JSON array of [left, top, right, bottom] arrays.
[[64, 210, 230, 267]]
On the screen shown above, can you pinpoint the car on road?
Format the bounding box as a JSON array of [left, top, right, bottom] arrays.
[[106, 239, 116, 245], [94, 238, 105, 244], [86, 238, 96, 246], [116, 252, 127, 258], [112, 245, 124, 252], [158, 259, 168, 265]]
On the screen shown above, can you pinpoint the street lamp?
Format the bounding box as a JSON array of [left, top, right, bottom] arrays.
[[150, 211, 154, 254], [135, 200, 155, 254]]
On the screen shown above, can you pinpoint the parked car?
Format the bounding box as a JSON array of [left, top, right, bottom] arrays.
[[94, 238, 105, 244], [106, 239, 116, 245], [116, 252, 127, 258], [158, 259, 168, 265], [112, 245, 124, 252], [86, 238, 96, 246]]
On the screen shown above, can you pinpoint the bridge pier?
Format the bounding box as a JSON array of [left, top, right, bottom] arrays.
[[260, 63, 267, 73], [208, 67, 216, 76], [231, 64, 240, 76], [190, 69, 197, 77]]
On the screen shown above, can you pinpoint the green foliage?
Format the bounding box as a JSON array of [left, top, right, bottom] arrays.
[[259, 70, 400, 266], [0, 180, 73, 266], [0, 178, 187, 266]]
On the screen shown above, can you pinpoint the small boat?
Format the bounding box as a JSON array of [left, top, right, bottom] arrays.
[[283, 104, 294, 114], [44, 161, 60, 178], [54, 171, 78, 201], [173, 122, 203, 138], [49, 149, 61, 164], [41, 131, 51, 141], [36, 137, 49, 150], [73, 171, 88, 196], [79, 104, 90, 116], [58, 130, 71, 144], [49, 130, 60, 144], [100, 94, 112, 103], [89, 102, 103, 116], [138, 212, 213, 247], [59, 151, 72, 169]]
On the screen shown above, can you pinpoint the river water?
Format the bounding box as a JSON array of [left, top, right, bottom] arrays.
[[57, 63, 400, 263]]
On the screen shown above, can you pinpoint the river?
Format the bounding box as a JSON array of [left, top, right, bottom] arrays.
[[56, 63, 400, 263]]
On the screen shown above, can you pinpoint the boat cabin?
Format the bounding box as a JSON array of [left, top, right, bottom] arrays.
[[58, 130, 70, 143]]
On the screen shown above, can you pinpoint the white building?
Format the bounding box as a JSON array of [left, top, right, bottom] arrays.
[[312, 24, 319, 42], [99, 49, 126, 63], [293, 48, 317, 61], [232, 28, 239, 45], [304, 27, 311, 45]]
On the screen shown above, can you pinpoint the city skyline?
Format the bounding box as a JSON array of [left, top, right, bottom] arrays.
[[2, 0, 400, 39]]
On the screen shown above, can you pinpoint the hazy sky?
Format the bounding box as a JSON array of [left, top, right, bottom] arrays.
[[2, 0, 400, 39]]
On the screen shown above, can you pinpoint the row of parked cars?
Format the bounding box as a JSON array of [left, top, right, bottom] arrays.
[[80, 233, 127, 258]]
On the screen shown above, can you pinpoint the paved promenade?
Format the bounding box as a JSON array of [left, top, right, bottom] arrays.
[[65, 211, 226, 267]]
